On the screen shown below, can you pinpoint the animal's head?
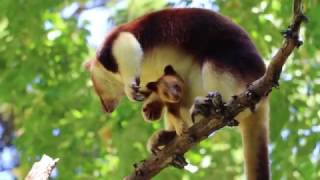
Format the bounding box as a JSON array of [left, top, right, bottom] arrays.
[[87, 31, 144, 113], [86, 59, 124, 113], [147, 65, 184, 103]]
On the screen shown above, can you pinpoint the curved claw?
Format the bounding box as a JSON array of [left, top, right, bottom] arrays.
[[227, 119, 239, 127], [151, 146, 161, 155], [191, 92, 225, 122], [130, 82, 149, 101], [133, 92, 146, 101], [190, 97, 212, 123], [191, 110, 198, 124], [206, 91, 223, 107], [170, 154, 187, 169]]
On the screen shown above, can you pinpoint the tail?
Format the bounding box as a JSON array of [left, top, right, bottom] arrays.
[[239, 99, 270, 180]]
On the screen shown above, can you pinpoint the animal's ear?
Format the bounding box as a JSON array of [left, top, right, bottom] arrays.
[[164, 65, 176, 75], [146, 82, 158, 91]]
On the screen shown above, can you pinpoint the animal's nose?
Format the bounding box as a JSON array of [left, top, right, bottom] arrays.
[[100, 98, 117, 113], [173, 94, 182, 101]]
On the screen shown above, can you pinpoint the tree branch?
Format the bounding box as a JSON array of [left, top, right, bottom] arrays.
[[25, 155, 59, 180], [124, 0, 307, 179]]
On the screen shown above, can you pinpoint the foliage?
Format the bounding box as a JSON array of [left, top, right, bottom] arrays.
[[0, 0, 319, 179]]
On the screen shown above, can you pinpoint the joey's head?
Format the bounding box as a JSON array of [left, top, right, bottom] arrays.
[[147, 65, 184, 103]]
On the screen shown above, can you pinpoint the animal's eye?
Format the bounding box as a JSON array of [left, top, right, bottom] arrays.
[[174, 84, 181, 92]]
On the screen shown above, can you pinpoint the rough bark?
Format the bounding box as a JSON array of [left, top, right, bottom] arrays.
[[25, 154, 59, 180]]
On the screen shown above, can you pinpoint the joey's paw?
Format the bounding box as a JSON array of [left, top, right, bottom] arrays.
[[191, 91, 225, 122], [170, 154, 188, 169], [142, 101, 163, 121]]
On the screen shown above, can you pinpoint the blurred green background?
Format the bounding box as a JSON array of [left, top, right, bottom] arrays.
[[0, 0, 319, 179]]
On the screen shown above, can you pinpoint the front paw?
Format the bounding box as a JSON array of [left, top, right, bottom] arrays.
[[130, 81, 146, 101], [190, 91, 225, 122], [142, 101, 163, 121], [170, 154, 188, 169], [147, 130, 176, 155]]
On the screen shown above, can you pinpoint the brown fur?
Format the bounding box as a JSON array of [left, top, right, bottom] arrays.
[[257, 132, 269, 180], [97, 30, 120, 73], [97, 8, 265, 82], [239, 99, 269, 180], [142, 100, 164, 121], [146, 65, 188, 136]]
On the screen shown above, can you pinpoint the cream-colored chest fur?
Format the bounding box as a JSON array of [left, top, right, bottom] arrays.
[[140, 46, 245, 103], [112, 32, 251, 123], [140, 46, 250, 123]]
